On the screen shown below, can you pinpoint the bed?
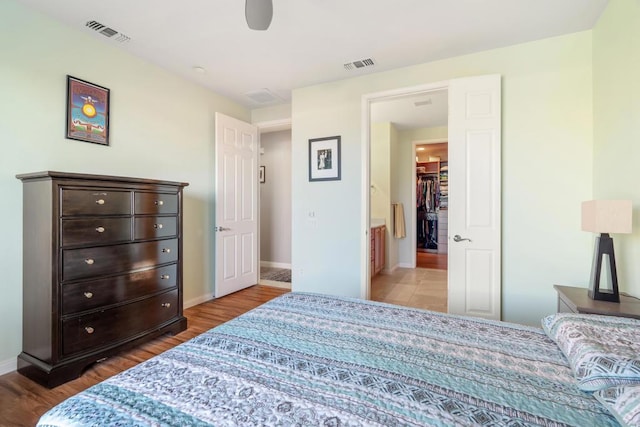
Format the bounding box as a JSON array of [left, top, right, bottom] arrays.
[[37, 292, 635, 426]]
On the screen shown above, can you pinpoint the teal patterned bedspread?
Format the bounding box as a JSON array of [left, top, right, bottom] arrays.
[[38, 293, 617, 426]]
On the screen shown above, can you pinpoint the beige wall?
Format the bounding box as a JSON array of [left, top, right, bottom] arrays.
[[0, 1, 249, 368], [371, 122, 399, 271], [291, 31, 594, 325], [592, 0, 640, 296], [389, 122, 400, 271], [371, 123, 392, 221], [404, 126, 449, 145]]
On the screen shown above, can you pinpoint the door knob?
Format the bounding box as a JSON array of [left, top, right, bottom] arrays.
[[215, 226, 231, 232], [453, 235, 472, 242]]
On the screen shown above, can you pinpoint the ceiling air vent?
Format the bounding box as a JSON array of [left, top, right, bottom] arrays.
[[344, 58, 376, 71], [244, 88, 282, 105], [85, 20, 131, 43], [414, 99, 433, 107]]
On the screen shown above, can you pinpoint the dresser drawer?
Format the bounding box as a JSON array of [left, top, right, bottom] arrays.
[[61, 264, 178, 315], [134, 216, 177, 240], [62, 239, 178, 281], [61, 217, 132, 247], [61, 189, 131, 216], [135, 192, 178, 215], [62, 289, 179, 356]]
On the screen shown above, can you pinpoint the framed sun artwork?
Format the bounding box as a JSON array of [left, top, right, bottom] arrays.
[[66, 75, 110, 146]]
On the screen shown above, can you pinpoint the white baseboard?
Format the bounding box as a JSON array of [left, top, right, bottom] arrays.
[[398, 262, 414, 268], [184, 292, 214, 309], [383, 264, 399, 274], [259, 279, 292, 290], [260, 261, 291, 269], [0, 357, 17, 376]]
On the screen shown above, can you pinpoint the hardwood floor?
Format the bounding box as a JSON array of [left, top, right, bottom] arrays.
[[416, 251, 447, 269], [0, 285, 288, 427]]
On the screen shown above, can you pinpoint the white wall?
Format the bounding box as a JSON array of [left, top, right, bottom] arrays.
[[259, 130, 292, 266], [592, 0, 640, 296], [291, 31, 594, 325], [0, 1, 249, 369], [252, 103, 292, 124]]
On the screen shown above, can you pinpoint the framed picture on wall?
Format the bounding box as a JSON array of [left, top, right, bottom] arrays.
[[309, 135, 341, 182], [65, 75, 110, 146]]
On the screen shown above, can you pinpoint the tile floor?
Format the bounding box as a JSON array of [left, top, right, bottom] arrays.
[[371, 267, 447, 313], [260, 265, 447, 312]]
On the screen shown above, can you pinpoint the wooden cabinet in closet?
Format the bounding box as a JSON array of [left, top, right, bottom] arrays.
[[16, 171, 188, 388], [416, 161, 439, 174]]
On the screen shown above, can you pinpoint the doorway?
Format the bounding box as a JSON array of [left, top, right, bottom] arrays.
[[362, 75, 502, 320], [256, 124, 292, 290], [367, 90, 449, 312], [415, 141, 448, 270]]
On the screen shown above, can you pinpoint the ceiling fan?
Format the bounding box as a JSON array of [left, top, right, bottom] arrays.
[[245, 0, 273, 31]]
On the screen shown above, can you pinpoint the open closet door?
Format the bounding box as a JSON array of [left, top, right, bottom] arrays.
[[448, 75, 502, 320]]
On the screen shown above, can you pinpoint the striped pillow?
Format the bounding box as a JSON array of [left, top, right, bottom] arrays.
[[595, 385, 640, 427], [542, 313, 640, 391]]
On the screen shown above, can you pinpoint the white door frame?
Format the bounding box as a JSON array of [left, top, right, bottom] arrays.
[[411, 138, 448, 269], [361, 80, 449, 300]]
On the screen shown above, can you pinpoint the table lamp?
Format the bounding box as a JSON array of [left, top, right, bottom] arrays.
[[582, 200, 633, 302]]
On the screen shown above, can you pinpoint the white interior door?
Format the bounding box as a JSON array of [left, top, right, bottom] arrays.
[[448, 75, 502, 320], [214, 113, 259, 298]]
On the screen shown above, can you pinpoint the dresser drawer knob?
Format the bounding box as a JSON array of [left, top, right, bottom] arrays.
[[95, 226, 105, 233], [154, 223, 163, 229], [96, 199, 105, 205], [85, 258, 95, 265], [161, 303, 171, 308], [155, 200, 164, 206], [161, 274, 170, 280], [162, 248, 171, 254], [85, 326, 95, 334], [84, 292, 93, 299]]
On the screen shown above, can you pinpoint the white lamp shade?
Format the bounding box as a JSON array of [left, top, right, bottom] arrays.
[[582, 200, 633, 234]]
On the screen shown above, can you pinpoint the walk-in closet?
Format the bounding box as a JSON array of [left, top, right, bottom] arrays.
[[416, 143, 448, 258]]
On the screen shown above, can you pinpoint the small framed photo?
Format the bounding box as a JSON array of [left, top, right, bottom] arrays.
[[309, 136, 341, 182], [66, 75, 110, 146], [259, 166, 266, 183]]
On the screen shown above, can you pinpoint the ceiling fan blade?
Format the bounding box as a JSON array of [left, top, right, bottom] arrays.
[[245, 0, 273, 31]]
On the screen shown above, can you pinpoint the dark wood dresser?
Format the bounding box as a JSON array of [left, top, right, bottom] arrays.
[[16, 171, 189, 388]]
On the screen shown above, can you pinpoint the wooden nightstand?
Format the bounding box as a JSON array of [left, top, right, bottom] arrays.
[[554, 285, 640, 319]]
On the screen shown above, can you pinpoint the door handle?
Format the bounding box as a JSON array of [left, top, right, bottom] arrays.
[[453, 235, 472, 242], [215, 226, 231, 232]]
